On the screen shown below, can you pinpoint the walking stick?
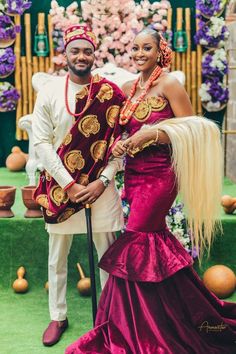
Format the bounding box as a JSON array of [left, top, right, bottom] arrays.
[[85, 204, 97, 325]]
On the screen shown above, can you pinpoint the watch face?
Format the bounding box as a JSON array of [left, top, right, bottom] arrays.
[[100, 175, 109, 187]]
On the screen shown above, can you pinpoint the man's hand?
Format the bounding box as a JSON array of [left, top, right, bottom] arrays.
[[75, 179, 106, 204], [66, 183, 86, 203]]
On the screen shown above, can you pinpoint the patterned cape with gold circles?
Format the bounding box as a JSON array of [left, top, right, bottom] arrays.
[[34, 74, 125, 224]]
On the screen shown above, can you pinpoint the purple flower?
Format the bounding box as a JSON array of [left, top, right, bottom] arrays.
[[0, 83, 20, 111], [5, 0, 32, 15], [0, 14, 21, 40], [0, 48, 16, 76], [194, 17, 229, 48], [202, 51, 228, 78], [205, 77, 229, 103], [196, 0, 224, 17]]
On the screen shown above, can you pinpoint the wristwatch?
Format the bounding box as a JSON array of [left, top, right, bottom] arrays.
[[99, 175, 110, 188]]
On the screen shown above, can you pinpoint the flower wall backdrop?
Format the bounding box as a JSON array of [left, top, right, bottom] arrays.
[[195, 0, 229, 112], [49, 0, 171, 74]]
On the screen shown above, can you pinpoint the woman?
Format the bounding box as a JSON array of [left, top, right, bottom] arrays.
[[66, 27, 236, 354]]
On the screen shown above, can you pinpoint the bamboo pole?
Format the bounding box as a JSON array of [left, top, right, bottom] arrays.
[[24, 14, 33, 118], [171, 51, 176, 71], [185, 8, 191, 99], [167, 8, 174, 71], [38, 13, 45, 72], [33, 56, 39, 103], [167, 7, 172, 31], [14, 15, 23, 140], [45, 57, 50, 72], [175, 8, 183, 71], [196, 9, 202, 115], [191, 51, 197, 114], [47, 14, 54, 71], [21, 57, 28, 117]]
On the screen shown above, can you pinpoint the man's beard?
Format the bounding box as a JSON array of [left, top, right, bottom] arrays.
[[67, 60, 93, 77]]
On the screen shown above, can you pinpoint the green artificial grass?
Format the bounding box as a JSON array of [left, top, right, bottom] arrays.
[[0, 168, 236, 353]]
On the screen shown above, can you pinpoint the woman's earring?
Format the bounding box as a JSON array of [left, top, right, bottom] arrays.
[[157, 55, 160, 63]]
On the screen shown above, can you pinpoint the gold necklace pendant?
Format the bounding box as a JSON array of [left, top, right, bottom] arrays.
[[138, 77, 146, 90]]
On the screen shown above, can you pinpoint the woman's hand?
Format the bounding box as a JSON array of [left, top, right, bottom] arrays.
[[123, 129, 156, 156], [112, 140, 127, 157]]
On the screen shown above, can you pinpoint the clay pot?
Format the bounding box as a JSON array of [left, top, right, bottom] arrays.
[[12, 266, 28, 293], [21, 186, 43, 218], [0, 186, 16, 218], [203, 265, 236, 299], [6, 146, 28, 172], [221, 195, 236, 214]]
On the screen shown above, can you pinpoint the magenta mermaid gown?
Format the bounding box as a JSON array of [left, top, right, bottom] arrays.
[[66, 97, 236, 354]]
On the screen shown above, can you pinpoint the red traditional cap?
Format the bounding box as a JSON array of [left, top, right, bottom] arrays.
[[64, 24, 97, 50]]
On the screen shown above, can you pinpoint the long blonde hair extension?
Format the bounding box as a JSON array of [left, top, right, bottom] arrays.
[[154, 116, 223, 259]]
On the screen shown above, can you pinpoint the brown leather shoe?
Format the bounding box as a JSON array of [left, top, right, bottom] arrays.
[[42, 318, 68, 346]]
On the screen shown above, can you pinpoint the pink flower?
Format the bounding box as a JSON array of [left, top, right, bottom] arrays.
[[161, 19, 168, 27], [152, 14, 162, 22], [158, 9, 167, 17]]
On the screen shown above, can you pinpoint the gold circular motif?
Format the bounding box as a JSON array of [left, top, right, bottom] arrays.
[[134, 101, 151, 121], [46, 210, 55, 216], [90, 140, 107, 162], [93, 74, 102, 83], [45, 171, 52, 181], [64, 150, 85, 173], [76, 86, 88, 100], [62, 133, 72, 146], [50, 185, 69, 207], [106, 105, 120, 128], [147, 97, 167, 111], [36, 194, 49, 209], [96, 83, 113, 103], [78, 174, 89, 186], [78, 115, 100, 137], [57, 208, 75, 223]]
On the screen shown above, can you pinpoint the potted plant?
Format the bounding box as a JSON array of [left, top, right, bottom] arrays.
[[0, 186, 16, 218], [0, 13, 21, 48], [4, 0, 32, 16], [194, 16, 229, 49], [196, 0, 228, 19], [0, 82, 20, 112], [199, 77, 229, 112], [0, 47, 16, 78]]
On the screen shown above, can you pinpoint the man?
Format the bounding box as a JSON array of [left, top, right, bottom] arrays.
[[32, 24, 124, 347]]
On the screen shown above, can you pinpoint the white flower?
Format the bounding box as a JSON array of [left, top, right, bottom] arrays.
[[199, 83, 212, 101], [11, 1, 17, 10]]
